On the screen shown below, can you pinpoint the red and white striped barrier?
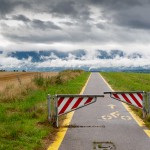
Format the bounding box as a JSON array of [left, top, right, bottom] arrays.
[[57, 95, 97, 116], [104, 92, 144, 109], [55, 94, 104, 127]]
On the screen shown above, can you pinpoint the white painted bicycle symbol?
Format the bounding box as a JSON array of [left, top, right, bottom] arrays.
[[99, 111, 132, 121]]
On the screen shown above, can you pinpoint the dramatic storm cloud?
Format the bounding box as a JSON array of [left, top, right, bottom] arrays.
[[0, 0, 150, 70]]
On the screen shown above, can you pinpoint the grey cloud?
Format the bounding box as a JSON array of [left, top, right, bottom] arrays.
[[96, 23, 106, 30], [60, 21, 75, 26], [0, 0, 91, 23], [50, 1, 77, 16], [0, 0, 30, 18], [12, 14, 31, 22], [1, 0, 150, 52], [112, 6, 150, 30], [49, 0, 91, 21], [1, 19, 149, 45], [6, 14, 62, 30], [89, 0, 142, 9], [31, 19, 62, 30], [3, 32, 66, 43], [90, 0, 150, 30], [0, 0, 92, 22], [130, 21, 150, 30], [1, 25, 91, 44], [0, 0, 14, 17], [116, 18, 150, 30]]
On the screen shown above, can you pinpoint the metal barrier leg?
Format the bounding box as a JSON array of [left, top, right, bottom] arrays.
[[55, 95, 59, 128], [148, 93, 150, 114], [56, 115, 58, 128], [47, 94, 51, 122], [142, 107, 147, 119], [142, 92, 150, 119]]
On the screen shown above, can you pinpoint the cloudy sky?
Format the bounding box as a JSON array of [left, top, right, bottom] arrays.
[[1, 0, 150, 52], [0, 0, 150, 70]]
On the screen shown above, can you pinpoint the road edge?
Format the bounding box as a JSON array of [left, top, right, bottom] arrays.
[[47, 73, 91, 150]]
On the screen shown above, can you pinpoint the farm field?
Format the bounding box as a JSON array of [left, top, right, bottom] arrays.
[[0, 72, 58, 91]]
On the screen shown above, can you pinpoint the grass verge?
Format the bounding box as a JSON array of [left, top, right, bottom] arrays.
[[101, 72, 150, 128], [0, 70, 90, 150]]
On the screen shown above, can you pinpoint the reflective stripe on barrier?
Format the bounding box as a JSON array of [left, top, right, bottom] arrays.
[[56, 94, 104, 116], [104, 92, 144, 109], [55, 94, 104, 127]]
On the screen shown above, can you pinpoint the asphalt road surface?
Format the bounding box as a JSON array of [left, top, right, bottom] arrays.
[[59, 73, 150, 150]]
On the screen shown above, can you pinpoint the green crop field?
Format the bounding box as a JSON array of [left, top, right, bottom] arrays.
[[0, 70, 90, 150], [101, 72, 150, 128]]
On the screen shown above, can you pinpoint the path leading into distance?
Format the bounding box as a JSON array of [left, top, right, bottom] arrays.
[[59, 73, 150, 150]]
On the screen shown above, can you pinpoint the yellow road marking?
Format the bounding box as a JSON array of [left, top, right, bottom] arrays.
[[48, 112, 74, 150], [99, 73, 114, 91], [144, 130, 150, 137], [100, 73, 150, 138], [48, 73, 91, 150], [122, 103, 145, 127]]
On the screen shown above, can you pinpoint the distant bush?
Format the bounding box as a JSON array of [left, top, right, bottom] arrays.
[[33, 70, 84, 87], [13, 70, 19, 72], [33, 73, 45, 86], [49, 70, 84, 85]]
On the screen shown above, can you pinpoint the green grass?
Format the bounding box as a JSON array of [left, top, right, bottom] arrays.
[[101, 72, 150, 128], [101, 72, 150, 92], [0, 71, 90, 150]]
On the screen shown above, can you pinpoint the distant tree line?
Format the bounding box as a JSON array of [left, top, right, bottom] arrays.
[[13, 70, 26, 72], [0, 70, 6, 72], [0, 70, 26, 72]]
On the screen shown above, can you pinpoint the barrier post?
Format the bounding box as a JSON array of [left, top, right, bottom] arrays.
[[47, 94, 51, 122], [142, 94, 146, 119], [55, 95, 59, 128], [142, 91, 146, 119], [148, 92, 150, 114]]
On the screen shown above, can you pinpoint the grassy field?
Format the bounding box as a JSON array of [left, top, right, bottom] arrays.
[[0, 70, 90, 150], [101, 72, 150, 92], [101, 72, 150, 127]]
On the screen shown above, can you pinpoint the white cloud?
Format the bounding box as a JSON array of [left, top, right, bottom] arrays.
[[36, 56, 150, 70], [0, 53, 34, 69], [0, 49, 150, 70]]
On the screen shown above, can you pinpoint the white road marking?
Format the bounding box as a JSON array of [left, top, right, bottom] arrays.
[[108, 104, 115, 109]]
